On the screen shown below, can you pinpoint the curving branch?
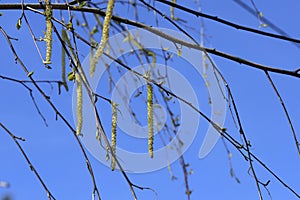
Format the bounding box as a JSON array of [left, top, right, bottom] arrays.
[[0, 3, 299, 79], [153, 0, 300, 44], [264, 71, 300, 155]]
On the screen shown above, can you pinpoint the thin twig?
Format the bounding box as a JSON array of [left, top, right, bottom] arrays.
[[226, 86, 263, 200], [153, 0, 300, 44], [0, 74, 48, 127], [139, 0, 198, 45], [264, 71, 300, 155], [22, 12, 46, 64], [198, 50, 300, 198], [0, 122, 55, 200], [233, 0, 300, 50]]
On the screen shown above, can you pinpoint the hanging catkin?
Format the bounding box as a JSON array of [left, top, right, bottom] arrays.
[[45, 0, 52, 64], [90, 0, 115, 76], [61, 29, 68, 91], [170, 0, 177, 19], [147, 75, 154, 158], [111, 102, 117, 170], [75, 73, 82, 136]]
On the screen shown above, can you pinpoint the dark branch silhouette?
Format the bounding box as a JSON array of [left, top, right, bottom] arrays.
[[0, 1, 299, 200]]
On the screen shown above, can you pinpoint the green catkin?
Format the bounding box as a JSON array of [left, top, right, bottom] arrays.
[[61, 30, 68, 91], [75, 73, 82, 136], [147, 76, 154, 158], [62, 29, 87, 88], [90, 0, 115, 76], [105, 144, 110, 161], [62, 29, 76, 59], [45, 0, 52, 64], [170, 0, 176, 20], [111, 102, 117, 170], [96, 128, 101, 142]]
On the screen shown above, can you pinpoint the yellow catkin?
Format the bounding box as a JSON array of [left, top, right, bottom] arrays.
[[111, 102, 117, 170], [75, 73, 82, 136], [147, 76, 154, 158], [90, 0, 115, 76], [45, 0, 52, 64]]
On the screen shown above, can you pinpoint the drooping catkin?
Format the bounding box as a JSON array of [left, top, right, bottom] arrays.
[[44, 0, 52, 64], [105, 144, 110, 161], [111, 102, 117, 170], [147, 76, 154, 158], [75, 73, 82, 136], [62, 29, 76, 59], [61, 29, 68, 91], [170, 0, 176, 19], [90, 0, 115, 76]]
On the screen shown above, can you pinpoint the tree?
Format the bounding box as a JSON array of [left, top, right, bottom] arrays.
[[0, 0, 299, 199]]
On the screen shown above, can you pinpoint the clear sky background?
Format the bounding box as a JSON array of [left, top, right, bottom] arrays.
[[0, 0, 299, 200]]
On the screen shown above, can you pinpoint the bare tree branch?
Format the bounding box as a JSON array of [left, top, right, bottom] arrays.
[[0, 74, 48, 127], [264, 71, 300, 155], [153, 0, 300, 44], [0, 3, 299, 79], [0, 122, 56, 200]]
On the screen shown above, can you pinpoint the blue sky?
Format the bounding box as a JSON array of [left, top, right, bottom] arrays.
[[0, 0, 299, 200]]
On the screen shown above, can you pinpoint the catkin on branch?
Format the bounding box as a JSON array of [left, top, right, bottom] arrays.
[[61, 29, 68, 91], [75, 73, 82, 136], [44, 0, 52, 64], [111, 102, 117, 170], [90, 0, 115, 76], [147, 76, 154, 158]]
